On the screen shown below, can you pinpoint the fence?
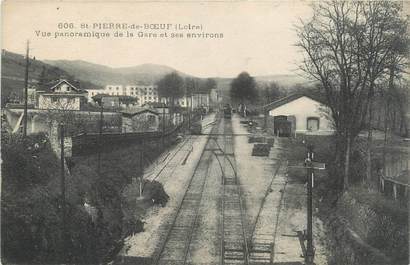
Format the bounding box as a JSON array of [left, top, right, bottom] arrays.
[[71, 123, 184, 157], [379, 173, 409, 202]]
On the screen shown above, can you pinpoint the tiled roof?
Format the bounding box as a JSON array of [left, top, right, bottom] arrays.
[[263, 93, 327, 111], [121, 108, 159, 117]]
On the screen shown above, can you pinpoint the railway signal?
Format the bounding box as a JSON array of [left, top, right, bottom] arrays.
[[288, 144, 325, 265]]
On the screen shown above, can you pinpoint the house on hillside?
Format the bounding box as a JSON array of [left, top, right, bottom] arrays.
[[265, 93, 334, 136], [121, 108, 159, 133], [87, 88, 104, 102], [37, 79, 87, 111], [91, 94, 138, 110]]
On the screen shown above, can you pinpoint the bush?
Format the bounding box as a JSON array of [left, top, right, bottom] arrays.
[[1, 133, 95, 264], [143, 180, 169, 207]]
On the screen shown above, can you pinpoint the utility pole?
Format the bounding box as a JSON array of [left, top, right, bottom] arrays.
[[97, 104, 103, 176], [305, 144, 315, 265], [23, 40, 30, 138], [162, 105, 165, 149], [59, 123, 67, 262], [188, 95, 191, 131], [139, 139, 144, 198]]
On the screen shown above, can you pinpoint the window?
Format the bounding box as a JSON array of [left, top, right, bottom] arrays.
[[307, 117, 319, 131], [147, 115, 156, 123], [51, 97, 58, 103], [116, 87, 119, 90]]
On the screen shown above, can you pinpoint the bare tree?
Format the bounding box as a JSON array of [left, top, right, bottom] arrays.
[[296, 0, 408, 191], [360, 1, 408, 182]]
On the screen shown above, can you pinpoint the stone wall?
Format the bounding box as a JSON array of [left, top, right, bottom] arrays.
[[327, 191, 408, 265]]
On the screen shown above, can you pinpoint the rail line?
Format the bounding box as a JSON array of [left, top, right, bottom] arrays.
[[248, 138, 289, 264], [220, 119, 250, 265], [151, 116, 221, 265], [145, 135, 198, 183]]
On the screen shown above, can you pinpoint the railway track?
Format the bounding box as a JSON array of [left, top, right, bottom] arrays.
[[151, 116, 222, 265], [145, 135, 198, 183], [248, 138, 289, 264], [220, 119, 250, 265], [151, 115, 278, 265]]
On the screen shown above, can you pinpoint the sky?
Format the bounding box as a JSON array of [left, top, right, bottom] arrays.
[[2, 1, 314, 78]]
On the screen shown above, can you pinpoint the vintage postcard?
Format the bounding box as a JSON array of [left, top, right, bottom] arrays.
[[1, 1, 409, 265]]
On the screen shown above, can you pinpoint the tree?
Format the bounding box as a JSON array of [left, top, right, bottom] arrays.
[[202, 78, 217, 93], [230, 72, 258, 105], [157, 72, 184, 110], [262, 81, 282, 104], [184, 77, 196, 97], [356, 2, 409, 182], [296, 0, 408, 191]]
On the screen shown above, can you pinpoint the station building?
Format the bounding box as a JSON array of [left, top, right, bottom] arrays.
[[265, 93, 335, 137]]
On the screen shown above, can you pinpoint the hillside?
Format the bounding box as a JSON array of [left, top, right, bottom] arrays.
[[1, 50, 101, 104], [254, 74, 312, 87], [2, 49, 314, 106], [44, 60, 190, 86], [214, 74, 313, 103]]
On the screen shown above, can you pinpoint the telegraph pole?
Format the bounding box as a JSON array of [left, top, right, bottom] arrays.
[[139, 139, 144, 198], [23, 40, 30, 138], [97, 103, 103, 176], [59, 123, 67, 261], [162, 105, 165, 149], [188, 95, 191, 131]]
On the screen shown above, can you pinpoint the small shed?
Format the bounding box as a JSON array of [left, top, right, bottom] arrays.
[[121, 108, 159, 133], [265, 93, 334, 136]]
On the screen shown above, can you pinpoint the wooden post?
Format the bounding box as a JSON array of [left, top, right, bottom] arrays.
[[23, 40, 30, 138], [59, 123, 67, 262], [97, 104, 103, 176], [393, 183, 397, 200], [162, 106, 165, 149], [270, 243, 274, 264], [139, 140, 144, 198]]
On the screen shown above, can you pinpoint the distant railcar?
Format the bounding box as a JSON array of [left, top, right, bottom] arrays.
[[223, 105, 232, 119], [190, 122, 202, 135]]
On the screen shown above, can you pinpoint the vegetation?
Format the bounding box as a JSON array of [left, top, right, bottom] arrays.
[[185, 77, 217, 96], [1, 131, 170, 264], [284, 135, 408, 265], [157, 72, 185, 107], [296, 0, 408, 192], [230, 72, 258, 105], [1, 133, 94, 264], [260, 81, 281, 105], [1, 50, 100, 104]]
